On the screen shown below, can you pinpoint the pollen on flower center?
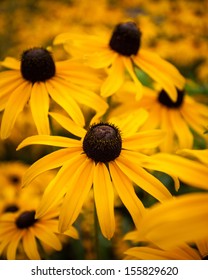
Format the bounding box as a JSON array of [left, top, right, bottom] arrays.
[[21, 47, 56, 83], [109, 22, 142, 56], [158, 89, 184, 108], [82, 123, 122, 163], [15, 210, 37, 229]]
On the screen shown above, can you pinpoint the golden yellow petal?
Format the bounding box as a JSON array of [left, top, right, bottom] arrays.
[[1, 57, 20, 70], [109, 161, 145, 228], [117, 151, 172, 202], [7, 231, 23, 260], [23, 230, 40, 260], [59, 158, 94, 233], [30, 82, 50, 135], [101, 55, 125, 97], [49, 112, 86, 138], [1, 81, 32, 139], [93, 163, 115, 239]]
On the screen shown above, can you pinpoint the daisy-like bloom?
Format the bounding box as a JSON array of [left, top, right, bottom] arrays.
[[0, 205, 78, 260], [124, 192, 208, 259], [0, 47, 108, 139], [16, 109, 173, 240], [54, 21, 185, 100], [110, 82, 208, 152]]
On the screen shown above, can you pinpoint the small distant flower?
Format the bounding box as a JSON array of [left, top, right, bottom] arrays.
[[54, 21, 185, 100], [0, 47, 108, 139], [17, 110, 172, 240]]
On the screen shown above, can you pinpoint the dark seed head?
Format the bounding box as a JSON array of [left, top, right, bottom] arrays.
[[21, 47, 56, 83], [158, 88, 184, 108], [202, 255, 208, 260], [4, 204, 19, 213], [15, 210, 37, 229], [109, 22, 142, 56], [82, 123, 122, 163]]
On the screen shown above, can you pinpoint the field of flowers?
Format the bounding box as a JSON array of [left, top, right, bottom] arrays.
[[0, 0, 208, 260]]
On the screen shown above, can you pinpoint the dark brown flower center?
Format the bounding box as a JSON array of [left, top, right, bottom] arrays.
[[158, 89, 185, 108], [109, 22, 142, 56], [82, 123, 122, 163], [15, 210, 37, 229], [21, 47, 56, 83], [4, 204, 19, 213]]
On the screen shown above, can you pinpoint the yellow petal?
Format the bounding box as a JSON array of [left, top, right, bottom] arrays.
[[101, 55, 125, 97], [109, 161, 145, 228], [143, 153, 208, 190], [1, 81, 32, 139], [36, 153, 87, 218], [7, 231, 23, 260], [20, 147, 82, 187], [59, 158, 94, 232], [117, 151, 172, 202], [122, 129, 165, 150], [46, 78, 85, 126], [30, 82, 50, 135], [1, 57, 20, 70], [49, 112, 86, 138], [93, 163, 115, 239], [23, 230, 40, 260]]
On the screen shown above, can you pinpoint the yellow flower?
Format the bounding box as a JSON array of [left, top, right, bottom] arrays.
[[110, 82, 208, 152], [17, 110, 172, 240], [0, 206, 78, 260], [0, 47, 108, 139], [54, 21, 185, 100], [124, 192, 208, 259]]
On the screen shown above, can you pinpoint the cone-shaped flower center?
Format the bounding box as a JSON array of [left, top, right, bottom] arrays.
[[15, 210, 37, 229], [83, 123, 122, 163], [21, 47, 56, 83], [158, 89, 184, 108], [4, 204, 19, 213], [109, 22, 142, 56]]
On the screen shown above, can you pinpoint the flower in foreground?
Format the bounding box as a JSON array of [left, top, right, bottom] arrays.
[[17, 110, 172, 239], [54, 21, 185, 100], [124, 192, 208, 259], [0, 47, 108, 139]]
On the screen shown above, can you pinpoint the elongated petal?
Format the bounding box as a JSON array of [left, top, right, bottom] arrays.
[[84, 50, 116, 68], [46, 78, 85, 126], [1, 57, 20, 70], [138, 193, 208, 249], [59, 158, 94, 232], [122, 57, 143, 99], [122, 130, 165, 150], [1, 81, 31, 139], [117, 151, 172, 202], [31, 223, 62, 251], [17, 135, 81, 150], [177, 148, 208, 166], [101, 55, 124, 97], [143, 153, 208, 190], [36, 153, 87, 218], [134, 50, 185, 102], [169, 109, 193, 149], [109, 109, 149, 138], [7, 231, 23, 260], [30, 82, 50, 135], [93, 163, 115, 239], [49, 112, 86, 138], [23, 230, 40, 260], [20, 147, 82, 187], [109, 161, 145, 228], [125, 247, 176, 260]]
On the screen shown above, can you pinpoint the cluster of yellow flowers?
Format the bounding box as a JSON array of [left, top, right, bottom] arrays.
[[0, 0, 208, 260]]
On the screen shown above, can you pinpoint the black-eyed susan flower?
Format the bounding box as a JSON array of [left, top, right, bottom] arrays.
[[0, 47, 108, 139], [0, 206, 78, 260], [110, 82, 208, 152], [124, 192, 208, 259], [54, 21, 185, 100], [17, 110, 173, 240]]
